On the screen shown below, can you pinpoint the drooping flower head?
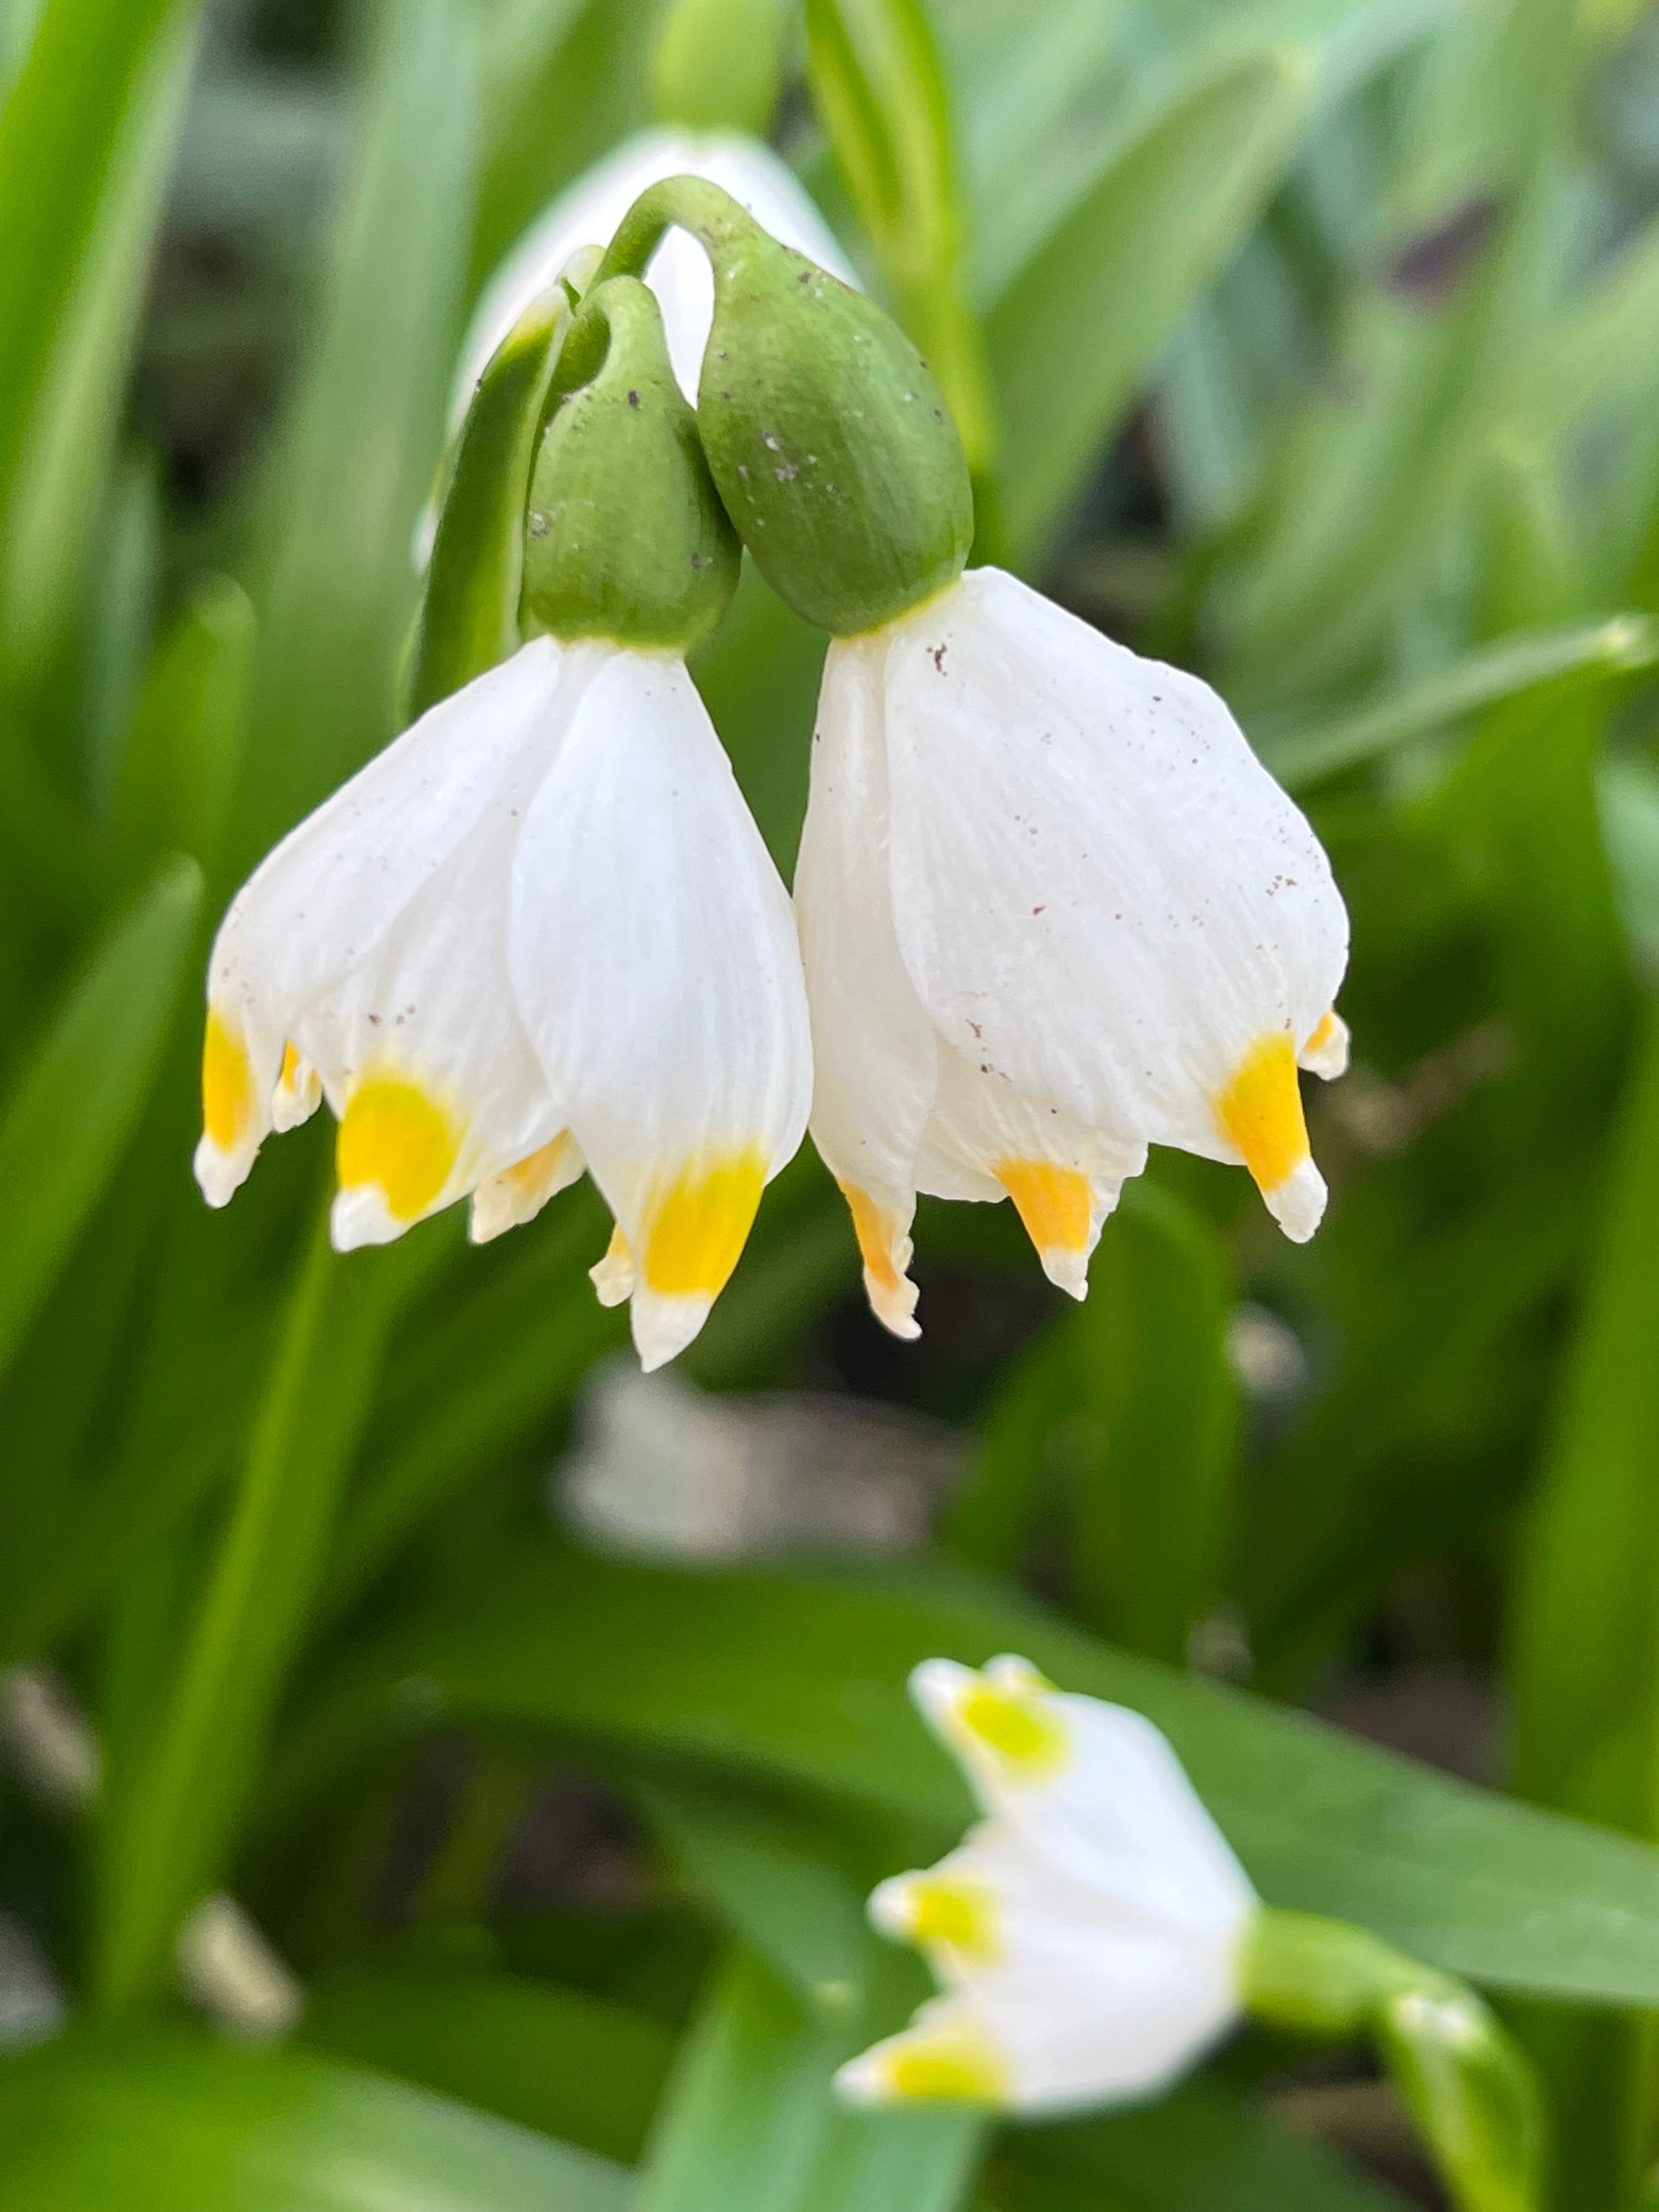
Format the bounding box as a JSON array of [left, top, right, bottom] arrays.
[[587, 177, 1349, 1336], [836, 1657, 1257, 2112], [196, 274, 810, 1370], [836, 1656, 1545, 2212]]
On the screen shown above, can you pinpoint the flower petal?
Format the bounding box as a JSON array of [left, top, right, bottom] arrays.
[[469, 1130, 586, 1244], [881, 569, 1347, 1232], [195, 640, 563, 1209], [917, 1046, 1146, 1298], [795, 635, 939, 1338], [909, 1657, 1257, 1933], [509, 647, 811, 1369], [1299, 1007, 1350, 1080]]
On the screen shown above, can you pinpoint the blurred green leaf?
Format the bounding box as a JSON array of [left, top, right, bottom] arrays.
[[986, 42, 1314, 563], [651, 0, 788, 134], [0, 0, 200, 689], [95, 1212, 439, 2012], [112, 574, 256, 881], [0, 2027, 630, 2211], [1257, 614, 1659, 792], [232, 0, 476, 868], [1509, 1002, 1659, 1827], [992, 2081, 1413, 2210], [806, 0, 997, 476], [279, 1547, 1659, 2006], [0, 854, 201, 1386], [637, 1945, 983, 2212], [303, 1966, 674, 2164]]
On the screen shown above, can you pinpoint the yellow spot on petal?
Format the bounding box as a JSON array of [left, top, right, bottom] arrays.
[[1215, 1032, 1310, 1194], [279, 1041, 302, 1090], [642, 1149, 766, 1297], [337, 1077, 457, 1221], [1305, 1012, 1338, 1058], [605, 1223, 631, 1265], [885, 2034, 1007, 2104], [993, 1158, 1091, 1256], [905, 1878, 998, 1963], [840, 1182, 901, 1291], [503, 1131, 572, 1200], [955, 1680, 1068, 1775], [202, 1011, 251, 1150]]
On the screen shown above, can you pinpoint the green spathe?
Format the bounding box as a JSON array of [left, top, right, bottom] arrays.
[[1242, 1909, 1543, 2212], [522, 275, 740, 654], [599, 175, 973, 637]]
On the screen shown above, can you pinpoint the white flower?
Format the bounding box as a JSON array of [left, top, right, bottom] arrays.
[[835, 1656, 1257, 2115], [795, 567, 1350, 1336], [454, 130, 857, 424], [195, 637, 811, 1371]]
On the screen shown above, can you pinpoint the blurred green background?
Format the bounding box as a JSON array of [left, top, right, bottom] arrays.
[[8, 0, 1659, 2204]]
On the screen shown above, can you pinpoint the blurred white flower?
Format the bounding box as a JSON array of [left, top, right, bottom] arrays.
[[836, 1656, 1257, 2114], [795, 568, 1349, 1336], [455, 129, 856, 421], [196, 636, 810, 1370]]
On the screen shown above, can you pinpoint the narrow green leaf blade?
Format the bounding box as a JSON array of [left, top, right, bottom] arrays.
[[302, 1967, 674, 2165], [0, 0, 201, 682], [986, 46, 1313, 563], [0, 854, 202, 1383], [1257, 614, 1659, 791], [0, 2027, 629, 2212], [637, 1947, 983, 2212]]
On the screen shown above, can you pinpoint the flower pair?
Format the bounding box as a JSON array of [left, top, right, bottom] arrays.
[[195, 140, 1350, 1369]]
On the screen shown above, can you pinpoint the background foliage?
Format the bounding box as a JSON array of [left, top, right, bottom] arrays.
[[5, 0, 1659, 2204]]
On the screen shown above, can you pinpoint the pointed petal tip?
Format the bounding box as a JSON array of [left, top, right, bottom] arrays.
[[1299, 1011, 1350, 1082], [832, 2051, 893, 2108], [193, 1137, 251, 1210], [866, 1267, 922, 1340], [329, 1184, 409, 1252], [1264, 1157, 1327, 1243], [630, 1288, 716, 1372]]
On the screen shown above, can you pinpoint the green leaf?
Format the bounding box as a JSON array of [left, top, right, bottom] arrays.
[[0, 854, 201, 1385], [112, 574, 256, 879], [941, 1183, 1237, 1665], [407, 284, 571, 720], [651, 0, 788, 134], [94, 1211, 441, 2012], [0, 0, 201, 687], [278, 1547, 1659, 2007], [1508, 1002, 1659, 1826], [302, 1966, 674, 2165], [230, 0, 476, 870], [636, 1946, 984, 2212], [985, 44, 1314, 564], [0, 2026, 630, 2212], [1256, 614, 1659, 792], [994, 2080, 1413, 2211]]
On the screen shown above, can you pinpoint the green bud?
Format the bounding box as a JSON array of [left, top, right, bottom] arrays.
[[600, 175, 973, 636], [1242, 1910, 1543, 2212], [408, 284, 570, 719], [522, 274, 740, 654]]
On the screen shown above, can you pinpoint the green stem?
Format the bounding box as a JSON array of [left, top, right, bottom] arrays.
[[93, 1200, 428, 2011]]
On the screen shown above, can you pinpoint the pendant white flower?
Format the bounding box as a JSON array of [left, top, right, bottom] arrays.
[[795, 567, 1350, 1336], [836, 1656, 1257, 2114], [195, 637, 811, 1370], [455, 130, 856, 426]]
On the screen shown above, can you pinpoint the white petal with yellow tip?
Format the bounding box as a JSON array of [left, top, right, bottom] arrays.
[[508, 648, 811, 1370]]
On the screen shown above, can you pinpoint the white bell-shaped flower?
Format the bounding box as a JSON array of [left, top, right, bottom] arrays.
[[836, 1656, 1257, 2114], [795, 567, 1350, 1336], [455, 129, 856, 424], [196, 637, 811, 1370]]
